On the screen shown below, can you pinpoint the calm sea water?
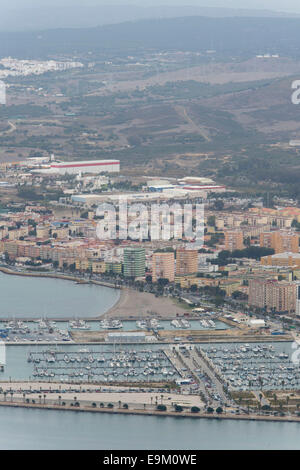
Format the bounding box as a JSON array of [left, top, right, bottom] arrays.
[[0, 407, 299, 450], [0, 272, 120, 318]]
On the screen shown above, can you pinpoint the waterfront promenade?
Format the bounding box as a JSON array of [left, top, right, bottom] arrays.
[[0, 381, 201, 409], [0, 381, 299, 424]]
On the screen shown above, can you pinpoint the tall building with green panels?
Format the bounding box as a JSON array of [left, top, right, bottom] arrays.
[[123, 247, 146, 278]]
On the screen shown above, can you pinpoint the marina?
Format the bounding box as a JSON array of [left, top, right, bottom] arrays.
[[0, 318, 229, 343], [27, 348, 180, 383], [0, 341, 296, 391], [0, 319, 72, 343], [201, 342, 299, 391]]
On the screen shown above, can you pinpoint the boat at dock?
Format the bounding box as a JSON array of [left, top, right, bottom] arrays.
[[69, 319, 90, 330]]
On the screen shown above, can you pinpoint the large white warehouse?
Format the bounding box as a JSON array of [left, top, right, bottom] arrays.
[[51, 159, 120, 175]]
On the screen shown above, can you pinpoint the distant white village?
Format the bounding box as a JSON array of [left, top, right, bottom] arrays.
[[0, 57, 84, 78]]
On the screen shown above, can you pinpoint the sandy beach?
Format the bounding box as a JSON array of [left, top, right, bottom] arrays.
[[104, 288, 188, 319]]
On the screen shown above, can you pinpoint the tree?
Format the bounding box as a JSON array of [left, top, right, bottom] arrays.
[[174, 404, 183, 412], [244, 236, 251, 247], [216, 407, 223, 414], [156, 404, 167, 411], [158, 278, 169, 288], [191, 406, 200, 413], [261, 405, 271, 411], [207, 216, 216, 227], [214, 200, 224, 211]]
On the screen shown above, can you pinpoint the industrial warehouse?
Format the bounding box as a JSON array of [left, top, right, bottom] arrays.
[[50, 160, 120, 175]]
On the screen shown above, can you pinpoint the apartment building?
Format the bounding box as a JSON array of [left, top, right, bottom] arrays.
[[175, 248, 198, 275], [123, 247, 146, 278], [261, 252, 300, 268], [248, 278, 296, 312], [260, 231, 299, 253], [224, 230, 244, 252], [152, 252, 175, 282]]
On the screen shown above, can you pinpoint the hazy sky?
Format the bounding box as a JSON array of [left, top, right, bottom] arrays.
[[2, 0, 300, 13]]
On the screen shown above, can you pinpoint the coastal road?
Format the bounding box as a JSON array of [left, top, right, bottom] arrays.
[[174, 349, 212, 403], [170, 347, 232, 407], [190, 348, 235, 407], [252, 391, 270, 407]]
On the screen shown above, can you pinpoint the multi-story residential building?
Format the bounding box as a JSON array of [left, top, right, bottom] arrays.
[[260, 231, 299, 253], [3, 240, 18, 259], [51, 226, 70, 240], [295, 284, 300, 317], [224, 230, 244, 252], [219, 279, 242, 296], [269, 281, 296, 313], [8, 226, 29, 240], [92, 260, 107, 274], [261, 252, 300, 268], [152, 252, 175, 282], [105, 261, 122, 274], [174, 275, 205, 289], [123, 247, 145, 278], [75, 259, 92, 272], [36, 225, 51, 239], [248, 278, 296, 312], [241, 224, 271, 238], [0, 227, 8, 239], [248, 278, 268, 309], [175, 248, 198, 275]]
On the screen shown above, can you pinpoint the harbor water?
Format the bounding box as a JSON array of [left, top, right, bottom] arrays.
[[0, 271, 120, 318], [0, 406, 300, 449]]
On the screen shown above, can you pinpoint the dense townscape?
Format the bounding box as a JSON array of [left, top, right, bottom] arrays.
[[0, 154, 299, 424], [2, 1, 300, 452]]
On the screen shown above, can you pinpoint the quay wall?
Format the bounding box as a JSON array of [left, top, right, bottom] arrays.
[[0, 400, 299, 424]]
